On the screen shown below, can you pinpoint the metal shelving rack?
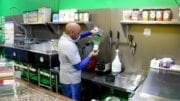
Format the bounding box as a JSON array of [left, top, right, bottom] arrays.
[[21, 21, 94, 35], [21, 21, 93, 25], [120, 20, 180, 37], [120, 20, 180, 25]]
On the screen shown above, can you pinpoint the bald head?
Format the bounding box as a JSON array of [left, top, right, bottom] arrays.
[[65, 22, 81, 40]]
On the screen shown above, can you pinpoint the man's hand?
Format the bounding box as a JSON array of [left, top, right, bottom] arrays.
[[88, 50, 99, 57], [91, 27, 99, 34]]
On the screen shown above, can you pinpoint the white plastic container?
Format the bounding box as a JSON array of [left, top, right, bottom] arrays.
[[38, 7, 51, 23], [83, 13, 89, 22], [23, 11, 29, 23], [122, 10, 132, 20], [59, 10, 65, 22], [52, 14, 59, 22], [70, 9, 77, 21]]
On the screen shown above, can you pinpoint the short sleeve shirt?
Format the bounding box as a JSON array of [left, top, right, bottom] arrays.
[[58, 33, 81, 84]]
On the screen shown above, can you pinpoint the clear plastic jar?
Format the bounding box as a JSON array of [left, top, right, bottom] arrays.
[[131, 9, 140, 20], [83, 13, 89, 22], [163, 8, 172, 21], [149, 9, 156, 21], [79, 13, 84, 22], [142, 9, 149, 21], [156, 9, 163, 21]]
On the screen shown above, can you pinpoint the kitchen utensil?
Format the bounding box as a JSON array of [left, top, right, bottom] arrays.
[[109, 30, 113, 61], [116, 31, 120, 49], [128, 34, 136, 56], [109, 30, 112, 48]]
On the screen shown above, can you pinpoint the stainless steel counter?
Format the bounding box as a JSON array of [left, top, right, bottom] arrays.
[[1, 44, 59, 69], [130, 68, 180, 101], [1, 44, 145, 97], [2, 44, 58, 55], [82, 71, 145, 94]]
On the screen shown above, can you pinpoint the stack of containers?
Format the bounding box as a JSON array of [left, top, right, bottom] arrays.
[[23, 11, 29, 24], [122, 10, 132, 20], [131, 9, 140, 20], [4, 22, 14, 45], [78, 12, 90, 22], [38, 7, 51, 23], [31, 10, 38, 23], [59, 9, 77, 22], [28, 10, 38, 23], [122, 8, 172, 21]]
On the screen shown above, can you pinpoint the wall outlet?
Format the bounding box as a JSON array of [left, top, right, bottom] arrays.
[[143, 28, 151, 37]]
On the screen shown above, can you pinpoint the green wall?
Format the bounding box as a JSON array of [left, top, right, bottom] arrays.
[[0, 0, 179, 16], [59, 0, 179, 10], [0, 0, 59, 16]]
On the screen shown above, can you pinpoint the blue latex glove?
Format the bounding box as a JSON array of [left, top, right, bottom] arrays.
[[90, 27, 99, 34], [73, 56, 90, 70], [80, 31, 92, 39]]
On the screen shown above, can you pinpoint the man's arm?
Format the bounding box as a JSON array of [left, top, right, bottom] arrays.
[[80, 27, 99, 39], [80, 31, 92, 39], [73, 56, 90, 70], [73, 50, 99, 71]]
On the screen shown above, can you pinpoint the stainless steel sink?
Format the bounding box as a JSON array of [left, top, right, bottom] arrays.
[[14, 44, 32, 49]]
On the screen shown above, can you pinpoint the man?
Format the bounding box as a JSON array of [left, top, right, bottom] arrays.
[[58, 22, 99, 101]]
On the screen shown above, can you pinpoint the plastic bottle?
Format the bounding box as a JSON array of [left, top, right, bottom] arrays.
[[111, 49, 122, 75]]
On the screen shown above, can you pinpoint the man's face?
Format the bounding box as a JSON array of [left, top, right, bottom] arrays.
[[71, 28, 81, 40], [72, 31, 80, 40]]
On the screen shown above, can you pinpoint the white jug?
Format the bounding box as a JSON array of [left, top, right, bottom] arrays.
[[111, 49, 122, 75]]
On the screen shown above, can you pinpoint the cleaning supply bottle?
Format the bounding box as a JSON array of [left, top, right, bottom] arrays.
[[111, 49, 122, 75]]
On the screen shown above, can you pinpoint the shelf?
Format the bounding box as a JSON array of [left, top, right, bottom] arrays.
[[48, 21, 93, 25], [21, 21, 93, 25], [21, 23, 48, 25], [21, 21, 94, 35], [120, 20, 180, 25], [120, 20, 180, 38]]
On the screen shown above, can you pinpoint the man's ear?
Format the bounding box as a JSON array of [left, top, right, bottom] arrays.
[[69, 30, 73, 36]]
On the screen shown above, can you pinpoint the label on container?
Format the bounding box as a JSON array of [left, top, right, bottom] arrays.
[[163, 9, 171, 21], [131, 10, 139, 20], [142, 11, 149, 21], [156, 11, 163, 21], [149, 11, 156, 21]]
